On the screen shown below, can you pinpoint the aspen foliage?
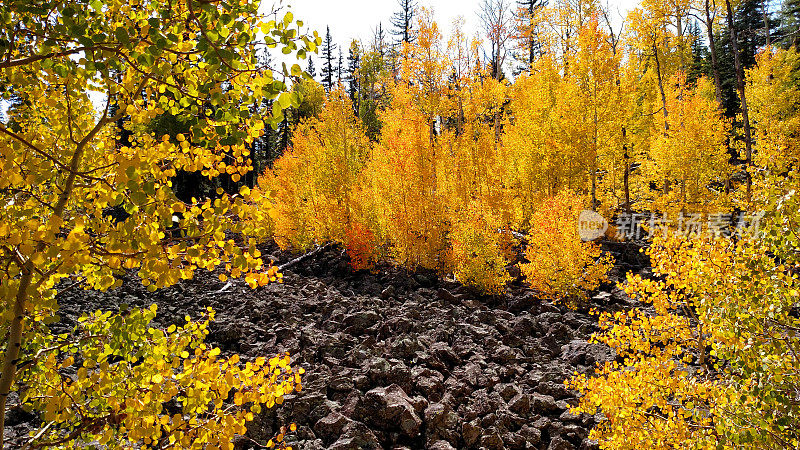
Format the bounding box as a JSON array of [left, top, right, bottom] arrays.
[[648, 73, 731, 214], [747, 47, 800, 173], [21, 306, 302, 448], [0, 0, 318, 445], [265, 87, 371, 251], [448, 200, 513, 295], [360, 83, 448, 270], [519, 191, 613, 302], [569, 184, 800, 448], [568, 13, 620, 210], [504, 56, 583, 225], [259, 0, 798, 302]]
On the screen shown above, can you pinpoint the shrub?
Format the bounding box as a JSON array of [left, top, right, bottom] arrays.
[[519, 191, 613, 302], [569, 210, 800, 448], [449, 200, 513, 295]]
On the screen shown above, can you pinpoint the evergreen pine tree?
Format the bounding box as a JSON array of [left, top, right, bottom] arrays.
[[716, 0, 776, 117], [688, 20, 711, 84], [374, 23, 387, 58], [714, 28, 739, 117], [322, 26, 338, 91], [347, 40, 361, 113], [307, 57, 317, 79], [3, 85, 28, 132], [251, 48, 280, 174], [736, 0, 769, 67], [278, 112, 292, 160], [337, 49, 344, 86], [779, 0, 800, 47], [391, 0, 417, 44]]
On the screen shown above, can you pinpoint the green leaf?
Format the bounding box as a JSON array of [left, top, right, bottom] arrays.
[[115, 27, 130, 45], [290, 64, 302, 77], [277, 92, 291, 109]]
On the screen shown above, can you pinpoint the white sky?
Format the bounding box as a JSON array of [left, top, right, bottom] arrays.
[[269, 0, 641, 65]]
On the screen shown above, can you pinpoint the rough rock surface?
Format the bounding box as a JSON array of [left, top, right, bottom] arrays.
[[6, 242, 647, 449]]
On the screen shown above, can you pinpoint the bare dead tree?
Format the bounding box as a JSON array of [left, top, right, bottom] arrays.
[[479, 0, 514, 80]]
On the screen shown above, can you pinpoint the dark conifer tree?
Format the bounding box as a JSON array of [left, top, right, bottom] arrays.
[[307, 56, 317, 79], [374, 23, 387, 58], [391, 0, 417, 44], [735, 0, 770, 67], [688, 20, 711, 84], [337, 49, 344, 86], [322, 26, 337, 91], [245, 48, 281, 180], [347, 41, 361, 112], [3, 84, 28, 132], [714, 28, 739, 117], [779, 0, 800, 47], [715, 0, 777, 117], [277, 113, 292, 160]]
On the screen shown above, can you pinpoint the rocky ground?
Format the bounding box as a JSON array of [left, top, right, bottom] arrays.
[[7, 241, 648, 449]]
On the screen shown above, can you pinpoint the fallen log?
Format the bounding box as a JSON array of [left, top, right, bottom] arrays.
[[278, 243, 334, 272]]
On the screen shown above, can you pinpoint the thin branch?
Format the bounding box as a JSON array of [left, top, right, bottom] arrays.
[[0, 47, 98, 69], [0, 124, 68, 171]]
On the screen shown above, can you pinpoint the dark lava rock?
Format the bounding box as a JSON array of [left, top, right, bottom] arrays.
[[462, 419, 483, 447], [508, 393, 531, 416], [356, 384, 422, 438], [548, 435, 576, 450], [342, 310, 381, 335], [424, 402, 460, 445], [519, 424, 543, 445], [328, 421, 382, 450], [480, 427, 506, 450], [23, 241, 637, 450], [314, 411, 351, 443], [531, 393, 559, 413], [580, 438, 601, 450], [543, 322, 573, 355], [560, 339, 615, 367], [429, 440, 457, 450]]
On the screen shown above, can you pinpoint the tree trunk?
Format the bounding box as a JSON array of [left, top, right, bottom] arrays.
[[528, 1, 536, 68], [653, 44, 669, 133], [0, 267, 32, 446], [494, 110, 501, 145], [655, 39, 670, 201], [681, 176, 687, 205], [0, 112, 97, 445], [705, 0, 724, 106], [623, 127, 631, 211], [725, 0, 754, 201], [763, 0, 771, 46], [458, 97, 465, 136], [677, 14, 686, 71]]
